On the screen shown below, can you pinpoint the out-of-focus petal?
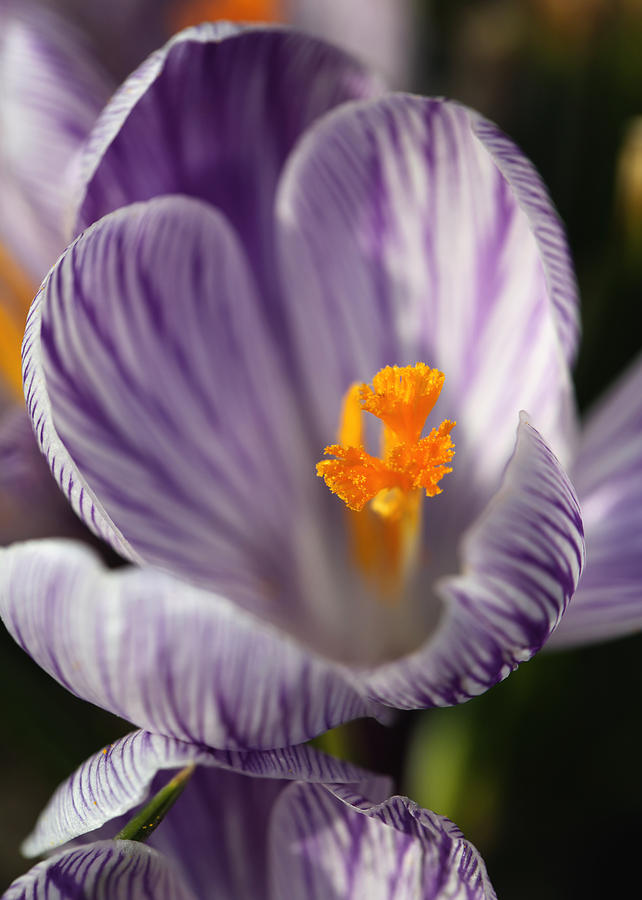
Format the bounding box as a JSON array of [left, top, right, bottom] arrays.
[[276, 94, 578, 537], [51, 0, 173, 80], [0, 541, 380, 751], [26, 194, 311, 595], [4, 841, 195, 900], [0, 1, 112, 281], [550, 354, 642, 647], [73, 24, 382, 317], [270, 783, 497, 899], [361, 417, 584, 708], [0, 407, 82, 543], [290, 0, 415, 88]]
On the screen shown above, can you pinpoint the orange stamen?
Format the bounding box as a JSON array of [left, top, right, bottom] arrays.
[[317, 364, 455, 514], [316, 364, 455, 601], [318, 445, 391, 512]]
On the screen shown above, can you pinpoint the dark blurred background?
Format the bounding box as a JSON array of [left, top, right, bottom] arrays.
[[2, 1, 642, 897]]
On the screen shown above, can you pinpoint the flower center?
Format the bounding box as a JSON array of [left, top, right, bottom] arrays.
[[316, 364, 455, 601], [0, 242, 35, 400]]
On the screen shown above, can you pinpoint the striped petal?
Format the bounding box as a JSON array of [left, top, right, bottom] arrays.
[[550, 354, 642, 647], [23, 728, 381, 858], [270, 783, 497, 899], [0, 540, 379, 750], [0, 2, 112, 281], [22, 732, 493, 900], [361, 417, 584, 708], [4, 841, 195, 900], [73, 23, 382, 315], [149, 767, 293, 900], [26, 194, 311, 604], [276, 94, 578, 540], [153, 775, 495, 900]]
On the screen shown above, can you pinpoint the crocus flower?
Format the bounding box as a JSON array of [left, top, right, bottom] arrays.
[[0, 24, 593, 752], [5, 730, 496, 899]]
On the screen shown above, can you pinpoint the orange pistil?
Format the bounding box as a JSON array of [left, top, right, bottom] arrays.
[[360, 364, 447, 446], [316, 364, 455, 600]]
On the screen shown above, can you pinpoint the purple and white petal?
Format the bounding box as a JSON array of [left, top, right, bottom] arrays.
[[23, 728, 383, 858], [361, 417, 584, 708], [270, 783, 497, 899], [550, 354, 642, 647], [470, 114, 580, 364], [26, 194, 312, 601], [149, 771, 382, 900], [4, 841, 195, 900], [0, 406, 82, 543], [0, 1, 112, 281], [0, 540, 380, 752], [73, 24, 383, 312], [291, 0, 415, 88], [149, 768, 293, 900], [276, 94, 578, 537]]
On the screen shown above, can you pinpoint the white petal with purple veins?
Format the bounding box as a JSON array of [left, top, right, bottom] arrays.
[[4, 841, 195, 900], [470, 113, 580, 364], [23, 728, 382, 857], [73, 23, 383, 310], [0, 541, 380, 752], [276, 94, 578, 538], [270, 783, 497, 899], [26, 194, 311, 601]]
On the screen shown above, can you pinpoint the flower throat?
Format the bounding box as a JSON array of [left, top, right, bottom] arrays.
[[317, 364, 455, 602]]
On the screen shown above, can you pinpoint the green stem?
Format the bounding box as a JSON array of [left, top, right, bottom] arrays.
[[115, 764, 195, 843]]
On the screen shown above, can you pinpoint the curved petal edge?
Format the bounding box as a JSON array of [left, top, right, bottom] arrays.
[[4, 840, 195, 900], [362, 416, 584, 708], [23, 728, 385, 858], [0, 540, 381, 751]]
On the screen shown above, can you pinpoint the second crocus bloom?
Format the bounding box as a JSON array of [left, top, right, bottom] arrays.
[[6, 730, 497, 899]]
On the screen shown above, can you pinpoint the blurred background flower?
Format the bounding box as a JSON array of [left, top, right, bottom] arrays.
[[1, 2, 642, 898]]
